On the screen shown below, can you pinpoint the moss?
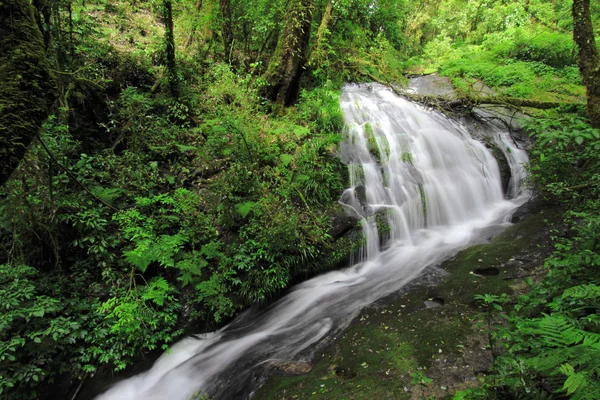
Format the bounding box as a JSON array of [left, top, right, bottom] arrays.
[[418, 184, 427, 226], [375, 209, 392, 247], [262, 0, 314, 106], [364, 123, 379, 161], [255, 209, 560, 399], [0, 0, 55, 185]]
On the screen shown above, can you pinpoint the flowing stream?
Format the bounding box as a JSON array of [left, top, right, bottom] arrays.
[[96, 83, 528, 400]]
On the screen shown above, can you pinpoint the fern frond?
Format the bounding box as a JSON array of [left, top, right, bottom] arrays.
[[560, 363, 586, 396], [562, 284, 600, 301]]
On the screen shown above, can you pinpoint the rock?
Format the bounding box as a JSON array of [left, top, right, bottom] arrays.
[[472, 104, 532, 150], [330, 213, 361, 239], [340, 185, 370, 216], [269, 360, 313, 375], [511, 200, 540, 223], [424, 297, 444, 308], [408, 74, 457, 98], [472, 267, 500, 277], [354, 185, 370, 212]]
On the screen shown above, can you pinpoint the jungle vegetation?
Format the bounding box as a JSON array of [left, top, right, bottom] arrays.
[[1, 0, 600, 398]]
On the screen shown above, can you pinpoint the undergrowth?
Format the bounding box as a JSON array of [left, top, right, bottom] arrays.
[[454, 111, 600, 399]]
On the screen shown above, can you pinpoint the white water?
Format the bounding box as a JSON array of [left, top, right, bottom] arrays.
[[96, 83, 528, 400]]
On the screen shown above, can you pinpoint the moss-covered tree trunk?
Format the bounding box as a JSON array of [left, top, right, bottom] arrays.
[[308, 0, 333, 69], [163, 0, 178, 98], [0, 0, 54, 186], [573, 0, 600, 128], [263, 0, 314, 107], [220, 0, 234, 61]]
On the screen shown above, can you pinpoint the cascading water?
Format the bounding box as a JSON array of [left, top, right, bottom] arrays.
[[96, 83, 528, 400]]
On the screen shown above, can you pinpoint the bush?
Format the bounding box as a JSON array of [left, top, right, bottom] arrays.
[[509, 30, 576, 69]]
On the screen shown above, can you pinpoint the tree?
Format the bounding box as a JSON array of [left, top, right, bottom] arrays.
[[263, 0, 314, 106], [573, 0, 600, 128], [163, 0, 178, 98], [0, 0, 54, 186], [220, 0, 234, 61]]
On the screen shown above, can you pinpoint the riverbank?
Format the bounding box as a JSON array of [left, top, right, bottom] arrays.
[[254, 202, 561, 399]]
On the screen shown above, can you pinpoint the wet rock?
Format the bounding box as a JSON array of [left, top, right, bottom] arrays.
[[424, 297, 444, 308], [330, 213, 361, 239], [472, 267, 500, 277], [354, 185, 369, 211], [270, 360, 313, 375], [487, 141, 512, 197], [511, 200, 540, 223], [473, 105, 532, 150]]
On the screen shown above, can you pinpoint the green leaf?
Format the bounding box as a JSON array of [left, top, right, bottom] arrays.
[[575, 136, 584, 145], [280, 154, 294, 167], [235, 202, 257, 218], [124, 249, 153, 273]]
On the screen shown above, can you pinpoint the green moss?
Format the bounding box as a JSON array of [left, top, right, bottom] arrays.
[[364, 122, 380, 161], [0, 0, 55, 185], [418, 184, 427, 226], [376, 209, 392, 247], [256, 209, 559, 399]]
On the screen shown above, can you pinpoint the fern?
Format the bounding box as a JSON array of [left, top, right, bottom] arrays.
[[562, 284, 600, 302], [520, 313, 600, 398]]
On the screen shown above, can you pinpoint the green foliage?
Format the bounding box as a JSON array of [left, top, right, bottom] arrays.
[[525, 111, 600, 202], [467, 112, 600, 399], [0, 21, 354, 394], [0, 265, 65, 397], [489, 28, 576, 69], [439, 49, 583, 101], [410, 369, 432, 385]]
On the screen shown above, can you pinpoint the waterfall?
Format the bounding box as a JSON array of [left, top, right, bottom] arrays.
[[96, 83, 528, 400]]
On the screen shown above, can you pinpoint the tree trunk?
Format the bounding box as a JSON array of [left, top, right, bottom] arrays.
[[263, 0, 314, 107], [572, 0, 600, 128], [220, 0, 234, 61], [308, 0, 333, 69], [163, 0, 178, 98], [32, 0, 52, 48], [0, 0, 55, 186]]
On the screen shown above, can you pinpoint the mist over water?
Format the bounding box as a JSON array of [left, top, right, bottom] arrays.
[[96, 83, 528, 400]]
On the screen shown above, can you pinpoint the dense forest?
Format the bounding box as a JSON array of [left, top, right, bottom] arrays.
[[1, 0, 600, 398]]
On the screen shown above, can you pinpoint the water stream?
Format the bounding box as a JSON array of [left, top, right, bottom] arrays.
[[96, 83, 528, 400]]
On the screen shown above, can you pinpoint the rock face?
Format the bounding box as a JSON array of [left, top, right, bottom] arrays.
[[472, 105, 532, 150], [511, 199, 543, 223], [330, 213, 361, 239], [482, 138, 512, 197], [406, 75, 531, 199], [408, 75, 457, 98]]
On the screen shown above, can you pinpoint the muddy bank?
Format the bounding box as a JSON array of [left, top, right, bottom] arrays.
[[254, 204, 560, 399]]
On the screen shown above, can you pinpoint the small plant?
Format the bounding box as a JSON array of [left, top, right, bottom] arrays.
[[410, 368, 433, 385]]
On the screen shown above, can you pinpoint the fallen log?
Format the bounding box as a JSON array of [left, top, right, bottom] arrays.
[[400, 92, 581, 113]]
